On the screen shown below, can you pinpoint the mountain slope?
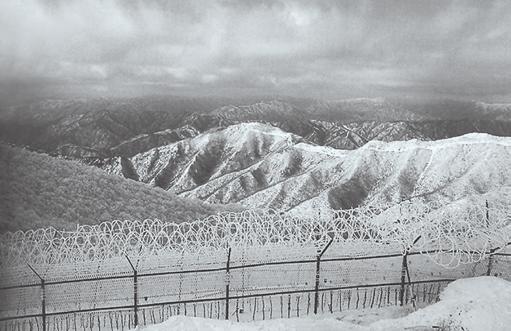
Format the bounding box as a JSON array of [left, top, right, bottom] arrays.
[[0, 96, 233, 158], [0, 144, 223, 232], [2, 98, 511, 161], [103, 123, 511, 215], [103, 123, 306, 193]]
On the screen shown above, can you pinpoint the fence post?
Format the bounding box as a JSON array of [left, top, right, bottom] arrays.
[[400, 235, 421, 306], [225, 247, 232, 320], [314, 237, 334, 314], [485, 200, 494, 276], [399, 251, 408, 306], [28, 264, 45, 331], [399, 253, 408, 306], [487, 251, 494, 276], [125, 256, 138, 327]]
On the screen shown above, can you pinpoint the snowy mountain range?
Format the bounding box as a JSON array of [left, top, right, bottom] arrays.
[[102, 122, 511, 216]]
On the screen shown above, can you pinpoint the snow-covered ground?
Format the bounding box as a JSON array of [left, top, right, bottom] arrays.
[[134, 276, 511, 331]]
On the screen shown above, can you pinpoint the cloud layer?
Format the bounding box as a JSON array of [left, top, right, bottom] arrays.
[[1, 0, 511, 100]]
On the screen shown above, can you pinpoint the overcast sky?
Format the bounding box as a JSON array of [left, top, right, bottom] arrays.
[[1, 0, 511, 101]]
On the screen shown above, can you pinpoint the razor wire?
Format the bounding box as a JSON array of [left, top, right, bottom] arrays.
[[0, 198, 509, 269]]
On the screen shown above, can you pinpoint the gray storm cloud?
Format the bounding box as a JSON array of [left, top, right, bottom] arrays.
[[1, 0, 511, 101]]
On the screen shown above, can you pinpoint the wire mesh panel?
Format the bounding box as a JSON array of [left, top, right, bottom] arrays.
[[42, 257, 132, 282], [407, 252, 487, 282], [492, 255, 511, 279], [45, 278, 134, 313], [320, 255, 404, 289], [0, 265, 40, 289], [231, 263, 316, 296], [0, 266, 42, 322], [321, 241, 404, 288], [229, 244, 317, 298], [138, 271, 226, 305], [0, 287, 41, 319]]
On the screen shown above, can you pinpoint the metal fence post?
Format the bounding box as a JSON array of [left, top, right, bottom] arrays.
[[27, 264, 45, 331], [314, 237, 334, 314], [313, 255, 321, 314], [399, 252, 408, 306], [400, 235, 421, 306], [225, 247, 232, 320], [487, 251, 494, 276], [485, 200, 494, 276], [125, 256, 138, 327]]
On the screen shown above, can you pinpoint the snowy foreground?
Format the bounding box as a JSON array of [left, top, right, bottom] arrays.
[[134, 277, 511, 331]]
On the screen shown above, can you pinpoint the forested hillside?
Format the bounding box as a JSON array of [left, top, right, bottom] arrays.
[[0, 144, 224, 232]]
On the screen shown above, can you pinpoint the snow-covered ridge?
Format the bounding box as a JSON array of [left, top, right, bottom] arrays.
[[199, 122, 511, 153], [361, 132, 511, 152], [102, 122, 511, 213], [169, 122, 511, 152], [294, 142, 349, 157]]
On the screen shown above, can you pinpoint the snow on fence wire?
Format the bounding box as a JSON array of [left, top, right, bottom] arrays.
[[0, 199, 510, 331], [1, 199, 509, 268]]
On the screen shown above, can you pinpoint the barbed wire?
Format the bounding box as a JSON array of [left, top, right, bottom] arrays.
[[0, 198, 509, 269]]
